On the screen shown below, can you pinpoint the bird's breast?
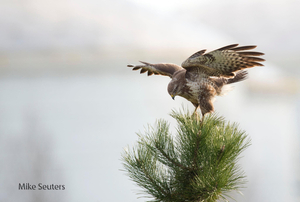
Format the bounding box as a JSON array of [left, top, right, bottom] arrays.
[[179, 79, 216, 104], [179, 81, 201, 104]]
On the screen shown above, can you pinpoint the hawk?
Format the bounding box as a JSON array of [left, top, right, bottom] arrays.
[[128, 44, 264, 119]]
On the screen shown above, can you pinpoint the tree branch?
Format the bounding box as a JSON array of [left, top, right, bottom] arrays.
[[193, 130, 202, 170]]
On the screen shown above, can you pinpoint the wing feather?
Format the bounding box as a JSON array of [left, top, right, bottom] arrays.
[[140, 68, 147, 74], [182, 44, 265, 78], [238, 51, 264, 56], [244, 56, 265, 62], [188, 49, 206, 58], [230, 45, 257, 51], [127, 61, 182, 78], [216, 44, 239, 51]]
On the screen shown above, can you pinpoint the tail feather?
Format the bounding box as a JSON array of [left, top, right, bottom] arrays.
[[215, 70, 248, 96], [226, 71, 248, 84]]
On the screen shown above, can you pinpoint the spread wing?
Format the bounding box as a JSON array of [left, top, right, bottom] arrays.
[[182, 44, 265, 78], [127, 61, 183, 78]]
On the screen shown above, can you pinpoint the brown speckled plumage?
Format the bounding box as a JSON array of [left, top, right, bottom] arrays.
[[128, 44, 264, 118]]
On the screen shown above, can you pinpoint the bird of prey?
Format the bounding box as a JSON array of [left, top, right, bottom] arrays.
[[128, 44, 264, 119]]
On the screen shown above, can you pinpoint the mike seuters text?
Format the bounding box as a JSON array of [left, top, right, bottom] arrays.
[[19, 183, 65, 190]]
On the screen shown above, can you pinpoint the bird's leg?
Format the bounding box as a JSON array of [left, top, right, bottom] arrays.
[[198, 95, 214, 124], [201, 113, 205, 123], [193, 106, 200, 122]]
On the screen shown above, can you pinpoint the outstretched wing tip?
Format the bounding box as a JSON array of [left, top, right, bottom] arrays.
[[217, 44, 239, 51], [139, 61, 149, 65], [127, 63, 142, 71], [127, 61, 182, 78]]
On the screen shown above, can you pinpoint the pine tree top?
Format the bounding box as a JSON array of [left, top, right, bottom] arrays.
[[122, 108, 251, 202]]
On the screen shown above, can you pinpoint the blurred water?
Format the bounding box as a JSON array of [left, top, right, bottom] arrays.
[[0, 70, 182, 202]]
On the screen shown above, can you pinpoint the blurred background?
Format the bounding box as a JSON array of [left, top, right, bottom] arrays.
[[0, 0, 299, 201]]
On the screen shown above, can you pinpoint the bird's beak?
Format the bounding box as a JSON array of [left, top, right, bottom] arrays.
[[171, 94, 175, 100]]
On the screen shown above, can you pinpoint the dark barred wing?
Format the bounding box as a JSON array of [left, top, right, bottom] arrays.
[[182, 44, 265, 78], [127, 61, 183, 78]]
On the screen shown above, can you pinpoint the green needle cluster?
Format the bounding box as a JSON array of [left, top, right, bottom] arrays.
[[122, 109, 251, 202]]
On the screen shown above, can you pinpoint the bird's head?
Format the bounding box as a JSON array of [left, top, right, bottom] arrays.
[[167, 70, 186, 100], [168, 81, 180, 100]]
